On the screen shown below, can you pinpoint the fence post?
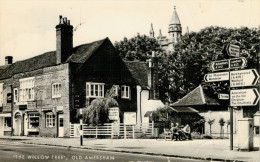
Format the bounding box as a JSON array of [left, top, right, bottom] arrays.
[[132, 125, 135, 139], [111, 123, 114, 139], [124, 125, 126, 139], [96, 126, 98, 138]]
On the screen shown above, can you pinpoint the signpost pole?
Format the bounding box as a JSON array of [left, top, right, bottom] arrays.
[[229, 64, 233, 150], [80, 109, 83, 146]]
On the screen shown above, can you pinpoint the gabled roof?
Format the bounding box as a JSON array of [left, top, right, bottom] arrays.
[[124, 61, 149, 86], [0, 38, 109, 80], [171, 85, 220, 107], [169, 6, 181, 25]]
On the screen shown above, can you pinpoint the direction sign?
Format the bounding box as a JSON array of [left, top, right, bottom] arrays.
[[226, 44, 240, 57], [229, 57, 247, 69], [230, 69, 259, 87], [218, 93, 229, 100], [210, 60, 229, 71], [204, 72, 229, 82], [230, 88, 260, 106], [210, 57, 247, 71]]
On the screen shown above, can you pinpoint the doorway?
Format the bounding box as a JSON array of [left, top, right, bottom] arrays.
[[58, 114, 64, 137], [14, 112, 22, 136]]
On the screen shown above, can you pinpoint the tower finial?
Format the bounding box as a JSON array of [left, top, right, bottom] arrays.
[[174, 6, 176, 10]]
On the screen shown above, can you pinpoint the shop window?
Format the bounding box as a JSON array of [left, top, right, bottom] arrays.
[[52, 83, 61, 98], [86, 82, 104, 98], [46, 112, 55, 128], [121, 85, 130, 99], [19, 77, 35, 101], [28, 113, 39, 129]]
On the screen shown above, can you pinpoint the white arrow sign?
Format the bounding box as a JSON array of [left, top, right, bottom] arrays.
[[204, 72, 229, 82], [230, 88, 260, 106], [226, 44, 240, 57], [218, 93, 229, 100], [230, 69, 259, 87]]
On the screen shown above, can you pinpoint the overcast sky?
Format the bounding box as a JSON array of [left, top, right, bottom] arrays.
[[0, 0, 259, 65]]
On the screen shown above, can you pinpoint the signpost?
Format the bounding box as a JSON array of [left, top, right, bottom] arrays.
[[204, 71, 229, 82], [226, 44, 240, 57], [230, 89, 260, 106], [210, 57, 247, 71], [230, 69, 259, 87]]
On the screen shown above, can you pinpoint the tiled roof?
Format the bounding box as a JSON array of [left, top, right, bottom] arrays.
[[171, 85, 220, 107], [170, 107, 199, 113], [124, 61, 149, 86], [0, 38, 108, 80]]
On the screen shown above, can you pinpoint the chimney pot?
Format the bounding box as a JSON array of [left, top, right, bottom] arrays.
[[68, 20, 70, 25], [64, 17, 67, 24], [5, 56, 13, 65], [59, 15, 62, 24]]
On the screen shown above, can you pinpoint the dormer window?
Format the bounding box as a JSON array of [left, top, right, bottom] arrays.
[[86, 82, 104, 98], [121, 85, 130, 99]]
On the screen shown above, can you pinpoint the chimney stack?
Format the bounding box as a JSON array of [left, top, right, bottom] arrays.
[[5, 56, 13, 65], [148, 51, 159, 99], [56, 15, 73, 64]]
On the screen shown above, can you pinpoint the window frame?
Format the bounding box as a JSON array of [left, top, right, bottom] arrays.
[[52, 83, 61, 98], [86, 82, 104, 98], [19, 77, 35, 102], [121, 85, 130, 99], [45, 112, 55, 128], [13, 88, 18, 102]]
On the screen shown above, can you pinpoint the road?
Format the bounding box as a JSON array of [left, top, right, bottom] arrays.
[[0, 139, 206, 162]]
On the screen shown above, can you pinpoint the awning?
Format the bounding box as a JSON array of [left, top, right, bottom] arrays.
[[171, 85, 220, 107], [170, 107, 199, 113], [0, 113, 11, 117]]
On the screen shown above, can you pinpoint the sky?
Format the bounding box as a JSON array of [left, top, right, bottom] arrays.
[[0, 0, 259, 65]]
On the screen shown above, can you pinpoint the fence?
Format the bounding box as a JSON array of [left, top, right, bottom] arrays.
[[70, 122, 154, 139]]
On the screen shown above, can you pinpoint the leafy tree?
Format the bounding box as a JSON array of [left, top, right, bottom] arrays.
[[207, 119, 215, 135], [219, 118, 225, 138], [158, 26, 260, 102], [77, 97, 118, 125], [114, 33, 163, 61]]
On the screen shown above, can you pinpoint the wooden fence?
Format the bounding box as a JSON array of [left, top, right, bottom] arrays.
[[70, 122, 154, 139]]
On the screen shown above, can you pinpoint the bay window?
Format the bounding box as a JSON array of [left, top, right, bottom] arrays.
[[19, 77, 35, 101], [86, 82, 104, 98]]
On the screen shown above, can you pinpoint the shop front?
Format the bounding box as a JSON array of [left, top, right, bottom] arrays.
[[0, 113, 11, 136]]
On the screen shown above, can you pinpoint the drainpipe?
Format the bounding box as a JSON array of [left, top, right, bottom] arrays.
[[10, 85, 14, 136], [139, 87, 143, 124]]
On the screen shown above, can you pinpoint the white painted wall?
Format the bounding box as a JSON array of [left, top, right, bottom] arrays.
[[201, 108, 243, 136], [136, 85, 164, 125]]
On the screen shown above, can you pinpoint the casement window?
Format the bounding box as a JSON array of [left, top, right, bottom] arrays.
[[52, 83, 61, 98], [86, 82, 104, 98], [13, 88, 18, 102], [121, 85, 130, 99], [46, 112, 55, 128], [19, 77, 35, 101], [0, 83, 3, 106]]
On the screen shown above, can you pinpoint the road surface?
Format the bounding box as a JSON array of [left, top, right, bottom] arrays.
[[0, 139, 206, 162]]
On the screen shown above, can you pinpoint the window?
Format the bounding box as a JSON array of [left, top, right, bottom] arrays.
[[52, 83, 61, 98], [19, 77, 35, 101], [4, 117, 11, 129], [46, 112, 55, 128], [121, 85, 130, 99], [14, 88, 18, 102], [86, 82, 104, 98], [0, 83, 3, 106]]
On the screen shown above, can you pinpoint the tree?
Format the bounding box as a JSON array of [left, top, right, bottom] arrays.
[[207, 119, 215, 135], [114, 34, 163, 61], [219, 118, 225, 138], [77, 97, 118, 125]]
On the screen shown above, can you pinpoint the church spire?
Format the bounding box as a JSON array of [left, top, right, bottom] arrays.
[[169, 6, 181, 25], [150, 23, 155, 38]]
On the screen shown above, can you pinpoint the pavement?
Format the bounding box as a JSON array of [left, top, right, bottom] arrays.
[[0, 136, 259, 162]]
